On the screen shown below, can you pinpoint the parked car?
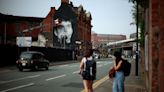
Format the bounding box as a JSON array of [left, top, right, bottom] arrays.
[[16, 51, 49, 71]]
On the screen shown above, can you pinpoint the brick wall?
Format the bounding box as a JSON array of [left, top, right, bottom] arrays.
[[149, 0, 164, 92], [159, 0, 164, 91], [0, 13, 43, 44], [76, 7, 92, 50], [42, 7, 56, 32], [159, 31, 164, 92]]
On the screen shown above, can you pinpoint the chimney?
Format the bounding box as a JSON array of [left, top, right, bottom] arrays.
[[61, 0, 69, 4], [51, 7, 55, 12], [50, 7, 55, 14]]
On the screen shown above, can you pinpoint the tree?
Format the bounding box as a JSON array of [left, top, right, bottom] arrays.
[[129, 0, 149, 47]]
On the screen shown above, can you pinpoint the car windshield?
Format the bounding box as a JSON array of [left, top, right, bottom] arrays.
[[20, 53, 32, 59]]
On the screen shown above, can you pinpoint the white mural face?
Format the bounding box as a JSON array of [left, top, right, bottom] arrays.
[[54, 21, 73, 44]]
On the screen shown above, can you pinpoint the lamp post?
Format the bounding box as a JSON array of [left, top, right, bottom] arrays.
[[135, 0, 139, 76], [4, 22, 6, 44]]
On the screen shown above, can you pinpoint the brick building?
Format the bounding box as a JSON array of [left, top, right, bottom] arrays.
[[51, 0, 92, 57], [91, 32, 126, 49], [75, 5, 92, 51], [0, 0, 92, 51], [143, 0, 164, 92], [0, 13, 43, 45]]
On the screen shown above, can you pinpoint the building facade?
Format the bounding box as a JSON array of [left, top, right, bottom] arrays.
[[91, 32, 126, 58], [143, 0, 164, 92], [75, 5, 92, 56], [91, 32, 126, 49], [0, 13, 43, 45], [0, 0, 92, 52]]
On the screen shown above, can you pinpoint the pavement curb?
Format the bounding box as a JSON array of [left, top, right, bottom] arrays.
[[93, 59, 147, 92]]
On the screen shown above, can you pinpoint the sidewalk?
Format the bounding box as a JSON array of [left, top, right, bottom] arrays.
[[94, 59, 146, 92]]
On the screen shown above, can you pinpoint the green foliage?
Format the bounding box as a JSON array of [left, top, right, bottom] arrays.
[[139, 20, 145, 47], [129, 0, 148, 47]]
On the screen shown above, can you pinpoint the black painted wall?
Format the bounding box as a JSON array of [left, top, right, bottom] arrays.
[[0, 44, 73, 67]]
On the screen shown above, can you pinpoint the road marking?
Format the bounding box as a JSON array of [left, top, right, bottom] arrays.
[[97, 65, 103, 68], [81, 75, 108, 92], [0, 75, 40, 84], [69, 65, 78, 67], [97, 62, 102, 64], [59, 65, 68, 67], [46, 74, 66, 81], [93, 76, 108, 89], [0, 83, 34, 92], [73, 70, 80, 74]]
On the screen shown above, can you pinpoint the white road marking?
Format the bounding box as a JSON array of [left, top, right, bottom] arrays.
[[59, 65, 68, 67], [104, 62, 111, 65], [97, 62, 101, 64], [69, 65, 78, 67], [0, 83, 34, 92], [46, 74, 66, 81], [0, 75, 40, 84], [97, 65, 103, 68], [73, 70, 80, 74]]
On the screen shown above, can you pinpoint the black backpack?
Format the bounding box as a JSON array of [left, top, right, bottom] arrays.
[[82, 58, 96, 80], [122, 59, 131, 76]]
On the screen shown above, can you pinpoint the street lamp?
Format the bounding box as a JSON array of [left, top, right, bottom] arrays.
[[135, 0, 139, 76]]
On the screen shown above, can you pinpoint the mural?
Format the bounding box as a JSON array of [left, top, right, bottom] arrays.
[[53, 20, 73, 48]]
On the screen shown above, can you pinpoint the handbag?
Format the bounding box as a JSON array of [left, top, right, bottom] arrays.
[[108, 67, 115, 79]]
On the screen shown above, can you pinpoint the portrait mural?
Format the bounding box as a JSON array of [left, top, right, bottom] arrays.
[[53, 20, 74, 48], [53, 2, 77, 49]]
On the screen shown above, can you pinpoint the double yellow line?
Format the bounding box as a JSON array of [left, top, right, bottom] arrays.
[[81, 75, 109, 92]]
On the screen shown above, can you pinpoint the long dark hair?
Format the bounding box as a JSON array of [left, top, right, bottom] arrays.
[[84, 49, 93, 58], [114, 51, 122, 64]]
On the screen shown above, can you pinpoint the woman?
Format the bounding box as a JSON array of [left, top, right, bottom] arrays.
[[112, 51, 125, 92], [80, 49, 96, 92]]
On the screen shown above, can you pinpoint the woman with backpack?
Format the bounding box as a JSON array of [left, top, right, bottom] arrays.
[[80, 49, 96, 92], [112, 51, 125, 92]]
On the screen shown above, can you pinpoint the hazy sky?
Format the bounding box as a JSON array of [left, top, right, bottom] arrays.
[[0, 0, 136, 38]]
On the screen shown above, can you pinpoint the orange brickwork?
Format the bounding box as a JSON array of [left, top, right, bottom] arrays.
[[148, 0, 164, 92]]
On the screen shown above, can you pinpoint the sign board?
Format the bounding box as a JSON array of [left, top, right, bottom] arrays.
[[75, 41, 82, 44], [16, 37, 32, 47]]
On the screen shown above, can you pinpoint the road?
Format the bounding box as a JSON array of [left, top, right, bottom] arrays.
[[0, 59, 113, 92]]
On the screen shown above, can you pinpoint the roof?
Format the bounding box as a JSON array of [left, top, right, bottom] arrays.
[[21, 51, 44, 55], [107, 38, 136, 46], [54, 2, 76, 20], [0, 13, 44, 22]]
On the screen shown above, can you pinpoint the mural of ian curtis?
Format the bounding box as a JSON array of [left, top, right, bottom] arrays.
[[53, 19, 73, 48]]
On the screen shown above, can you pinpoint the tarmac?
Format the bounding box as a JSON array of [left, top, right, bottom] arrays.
[[0, 59, 147, 92], [93, 59, 147, 92]]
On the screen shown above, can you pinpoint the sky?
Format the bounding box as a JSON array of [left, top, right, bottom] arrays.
[[0, 0, 136, 38]]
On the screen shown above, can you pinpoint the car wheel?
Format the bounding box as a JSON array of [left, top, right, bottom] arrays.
[[18, 67, 23, 71], [45, 64, 49, 70], [34, 65, 38, 70], [31, 65, 38, 71]]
